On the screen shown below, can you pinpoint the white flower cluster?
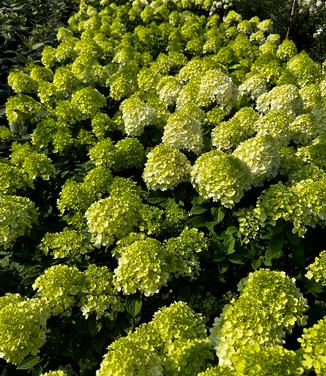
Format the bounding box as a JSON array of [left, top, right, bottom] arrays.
[[120, 96, 157, 136], [162, 104, 204, 154]]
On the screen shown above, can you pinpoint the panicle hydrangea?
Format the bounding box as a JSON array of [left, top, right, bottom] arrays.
[[156, 76, 183, 107], [164, 338, 214, 376], [306, 250, 326, 286], [114, 238, 170, 296], [71, 87, 106, 119], [229, 344, 304, 375], [152, 301, 207, 348], [296, 135, 326, 170], [120, 96, 157, 136], [88, 138, 116, 167], [5, 94, 43, 128], [233, 135, 280, 187], [238, 177, 326, 239], [289, 114, 321, 146], [276, 39, 297, 61], [52, 66, 82, 98], [82, 165, 113, 198], [211, 107, 259, 151], [143, 144, 191, 191], [41, 46, 58, 68], [91, 112, 116, 138], [287, 51, 322, 87], [7, 70, 38, 94], [114, 137, 145, 170], [256, 84, 303, 115], [0, 195, 38, 249], [40, 371, 68, 376], [210, 269, 308, 367], [238, 74, 267, 100], [30, 66, 53, 82], [257, 109, 295, 146], [198, 366, 234, 375], [81, 264, 124, 320], [71, 54, 105, 85], [162, 105, 204, 154], [39, 228, 93, 260], [55, 40, 78, 64], [96, 333, 163, 376], [197, 69, 237, 110], [0, 295, 49, 364], [10, 143, 55, 182], [54, 100, 82, 125], [0, 163, 27, 194], [191, 150, 251, 208], [32, 265, 85, 316], [298, 316, 326, 375], [57, 180, 93, 215], [165, 227, 207, 279], [85, 188, 143, 247]]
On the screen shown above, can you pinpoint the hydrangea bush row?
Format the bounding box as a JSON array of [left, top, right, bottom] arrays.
[[0, 0, 325, 374]]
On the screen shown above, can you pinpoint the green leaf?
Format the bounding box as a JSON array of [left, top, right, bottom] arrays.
[[211, 207, 225, 224], [228, 254, 245, 265], [225, 226, 238, 235], [264, 234, 284, 266], [126, 295, 142, 318], [187, 215, 207, 228], [190, 205, 209, 215], [17, 356, 40, 370]]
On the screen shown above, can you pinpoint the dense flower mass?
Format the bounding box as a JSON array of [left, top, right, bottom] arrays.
[[1, 0, 325, 373], [0, 295, 49, 364], [210, 269, 308, 366]]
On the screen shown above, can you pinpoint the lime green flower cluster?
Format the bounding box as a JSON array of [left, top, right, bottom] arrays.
[[114, 238, 170, 296], [238, 176, 326, 240], [41, 371, 68, 376], [114, 227, 206, 296], [211, 107, 259, 151], [89, 137, 145, 170], [306, 250, 326, 286], [299, 316, 326, 375], [0, 163, 27, 194], [97, 302, 212, 376], [71, 87, 106, 119], [156, 76, 183, 107], [39, 228, 93, 260], [81, 264, 124, 320], [32, 265, 85, 316], [198, 366, 235, 375], [85, 178, 143, 247], [233, 135, 280, 187], [210, 269, 308, 367], [57, 166, 113, 220], [164, 227, 207, 279], [7, 70, 38, 94], [10, 142, 55, 183], [287, 51, 322, 88], [0, 195, 38, 249], [0, 294, 49, 364], [143, 144, 191, 191], [256, 84, 303, 115], [162, 104, 204, 154], [191, 150, 251, 208]]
